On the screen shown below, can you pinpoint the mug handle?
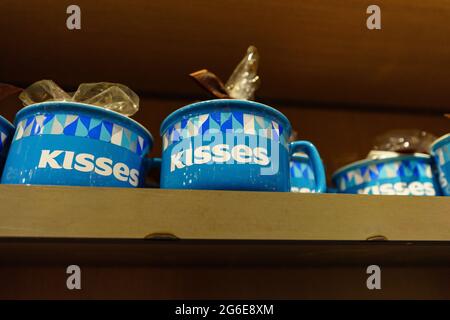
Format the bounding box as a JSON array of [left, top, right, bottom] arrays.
[[289, 141, 326, 193]]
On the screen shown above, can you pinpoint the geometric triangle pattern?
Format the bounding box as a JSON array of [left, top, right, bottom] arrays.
[[334, 157, 434, 190], [14, 114, 149, 156], [290, 161, 315, 181], [162, 111, 287, 151]]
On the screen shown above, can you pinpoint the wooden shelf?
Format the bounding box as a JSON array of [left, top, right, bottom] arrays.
[[0, 185, 449, 241], [1, 0, 450, 111], [0, 185, 449, 299]]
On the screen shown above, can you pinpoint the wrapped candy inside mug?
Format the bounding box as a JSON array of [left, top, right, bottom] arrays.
[[19, 80, 140, 116], [367, 129, 437, 159], [189, 45, 261, 100]]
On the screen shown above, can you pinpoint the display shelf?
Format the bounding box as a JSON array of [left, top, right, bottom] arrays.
[[0, 185, 449, 241], [0, 185, 449, 299], [2, 0, 450, 110]]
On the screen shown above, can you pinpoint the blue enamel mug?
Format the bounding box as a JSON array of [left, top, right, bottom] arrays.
[[290, 153, 326, 193], [0, 116, 14, 173], [1, 102, 155, 188], [160, 99, 325, 191], [332, 154, 441, 196], [430, 133, 450, 196]]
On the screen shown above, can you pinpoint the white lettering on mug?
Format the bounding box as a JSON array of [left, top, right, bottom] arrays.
[[212, 144, 231, 163], [63, 151, 75, 170], [113, 162, 129, 182], [436, 149, 444, 165], [231, 145, 252, 163], [95, 157, 113, 176], [291, 186, 314, 193], [194, 146, 212, 164], [38, 149, 140, 187], [170, 152, 185, 172], [357, 181, 435, 196], [74, 153, 95, 172], [38, 150, 64, 169], [253, 147, 270, 166], [170, 144, 271, 172]]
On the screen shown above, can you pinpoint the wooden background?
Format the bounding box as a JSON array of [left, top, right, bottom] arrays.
[[1, 0, 449, 181], [1, 0, 450, 300]]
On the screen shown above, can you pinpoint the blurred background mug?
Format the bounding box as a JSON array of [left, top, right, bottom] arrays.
[[0, 115, 14, 174], [332, 153, 441, 196], [430, 134, 450, 196]]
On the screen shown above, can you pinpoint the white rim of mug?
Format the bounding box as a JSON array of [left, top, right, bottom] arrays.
[[331, 152, 432, 180], [291, 153, 313, 164], [14, 101, 154, 148]]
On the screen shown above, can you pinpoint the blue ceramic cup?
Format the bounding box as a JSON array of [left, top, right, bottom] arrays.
[[0, 116, 14, 173], [332, 154, 441, 196], [290, 153, 326, 192], [160, 99, 325, 191], [1, 102, 155, 188], [430, 134, 450, 196]]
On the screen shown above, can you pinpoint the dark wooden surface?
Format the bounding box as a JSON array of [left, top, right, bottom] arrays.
[[1, 0, 450, 110], [1, 239, 450, 299], [2, 239, 450, 267]]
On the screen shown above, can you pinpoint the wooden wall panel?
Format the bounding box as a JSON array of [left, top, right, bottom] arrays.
[[2, 265, 450, 299], [1, 0, 450, 110]]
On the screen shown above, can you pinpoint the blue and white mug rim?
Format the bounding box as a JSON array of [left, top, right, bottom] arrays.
[[430, 133, 450, 152], [14, 101, 154, 150], [159, 99, 292, 138], [332, 153, 432, 180]]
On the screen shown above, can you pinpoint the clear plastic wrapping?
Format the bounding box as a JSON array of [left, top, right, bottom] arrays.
[[19, 80, 139, 116]]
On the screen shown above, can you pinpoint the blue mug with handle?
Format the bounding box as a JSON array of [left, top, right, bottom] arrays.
[[1, 102, 156, 188], [160, 99, 325, 191], [430, 133, 450, 196], [332, 154, 440, 196], [0, 116, 14, 173], [290, 152, 326, 193]]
